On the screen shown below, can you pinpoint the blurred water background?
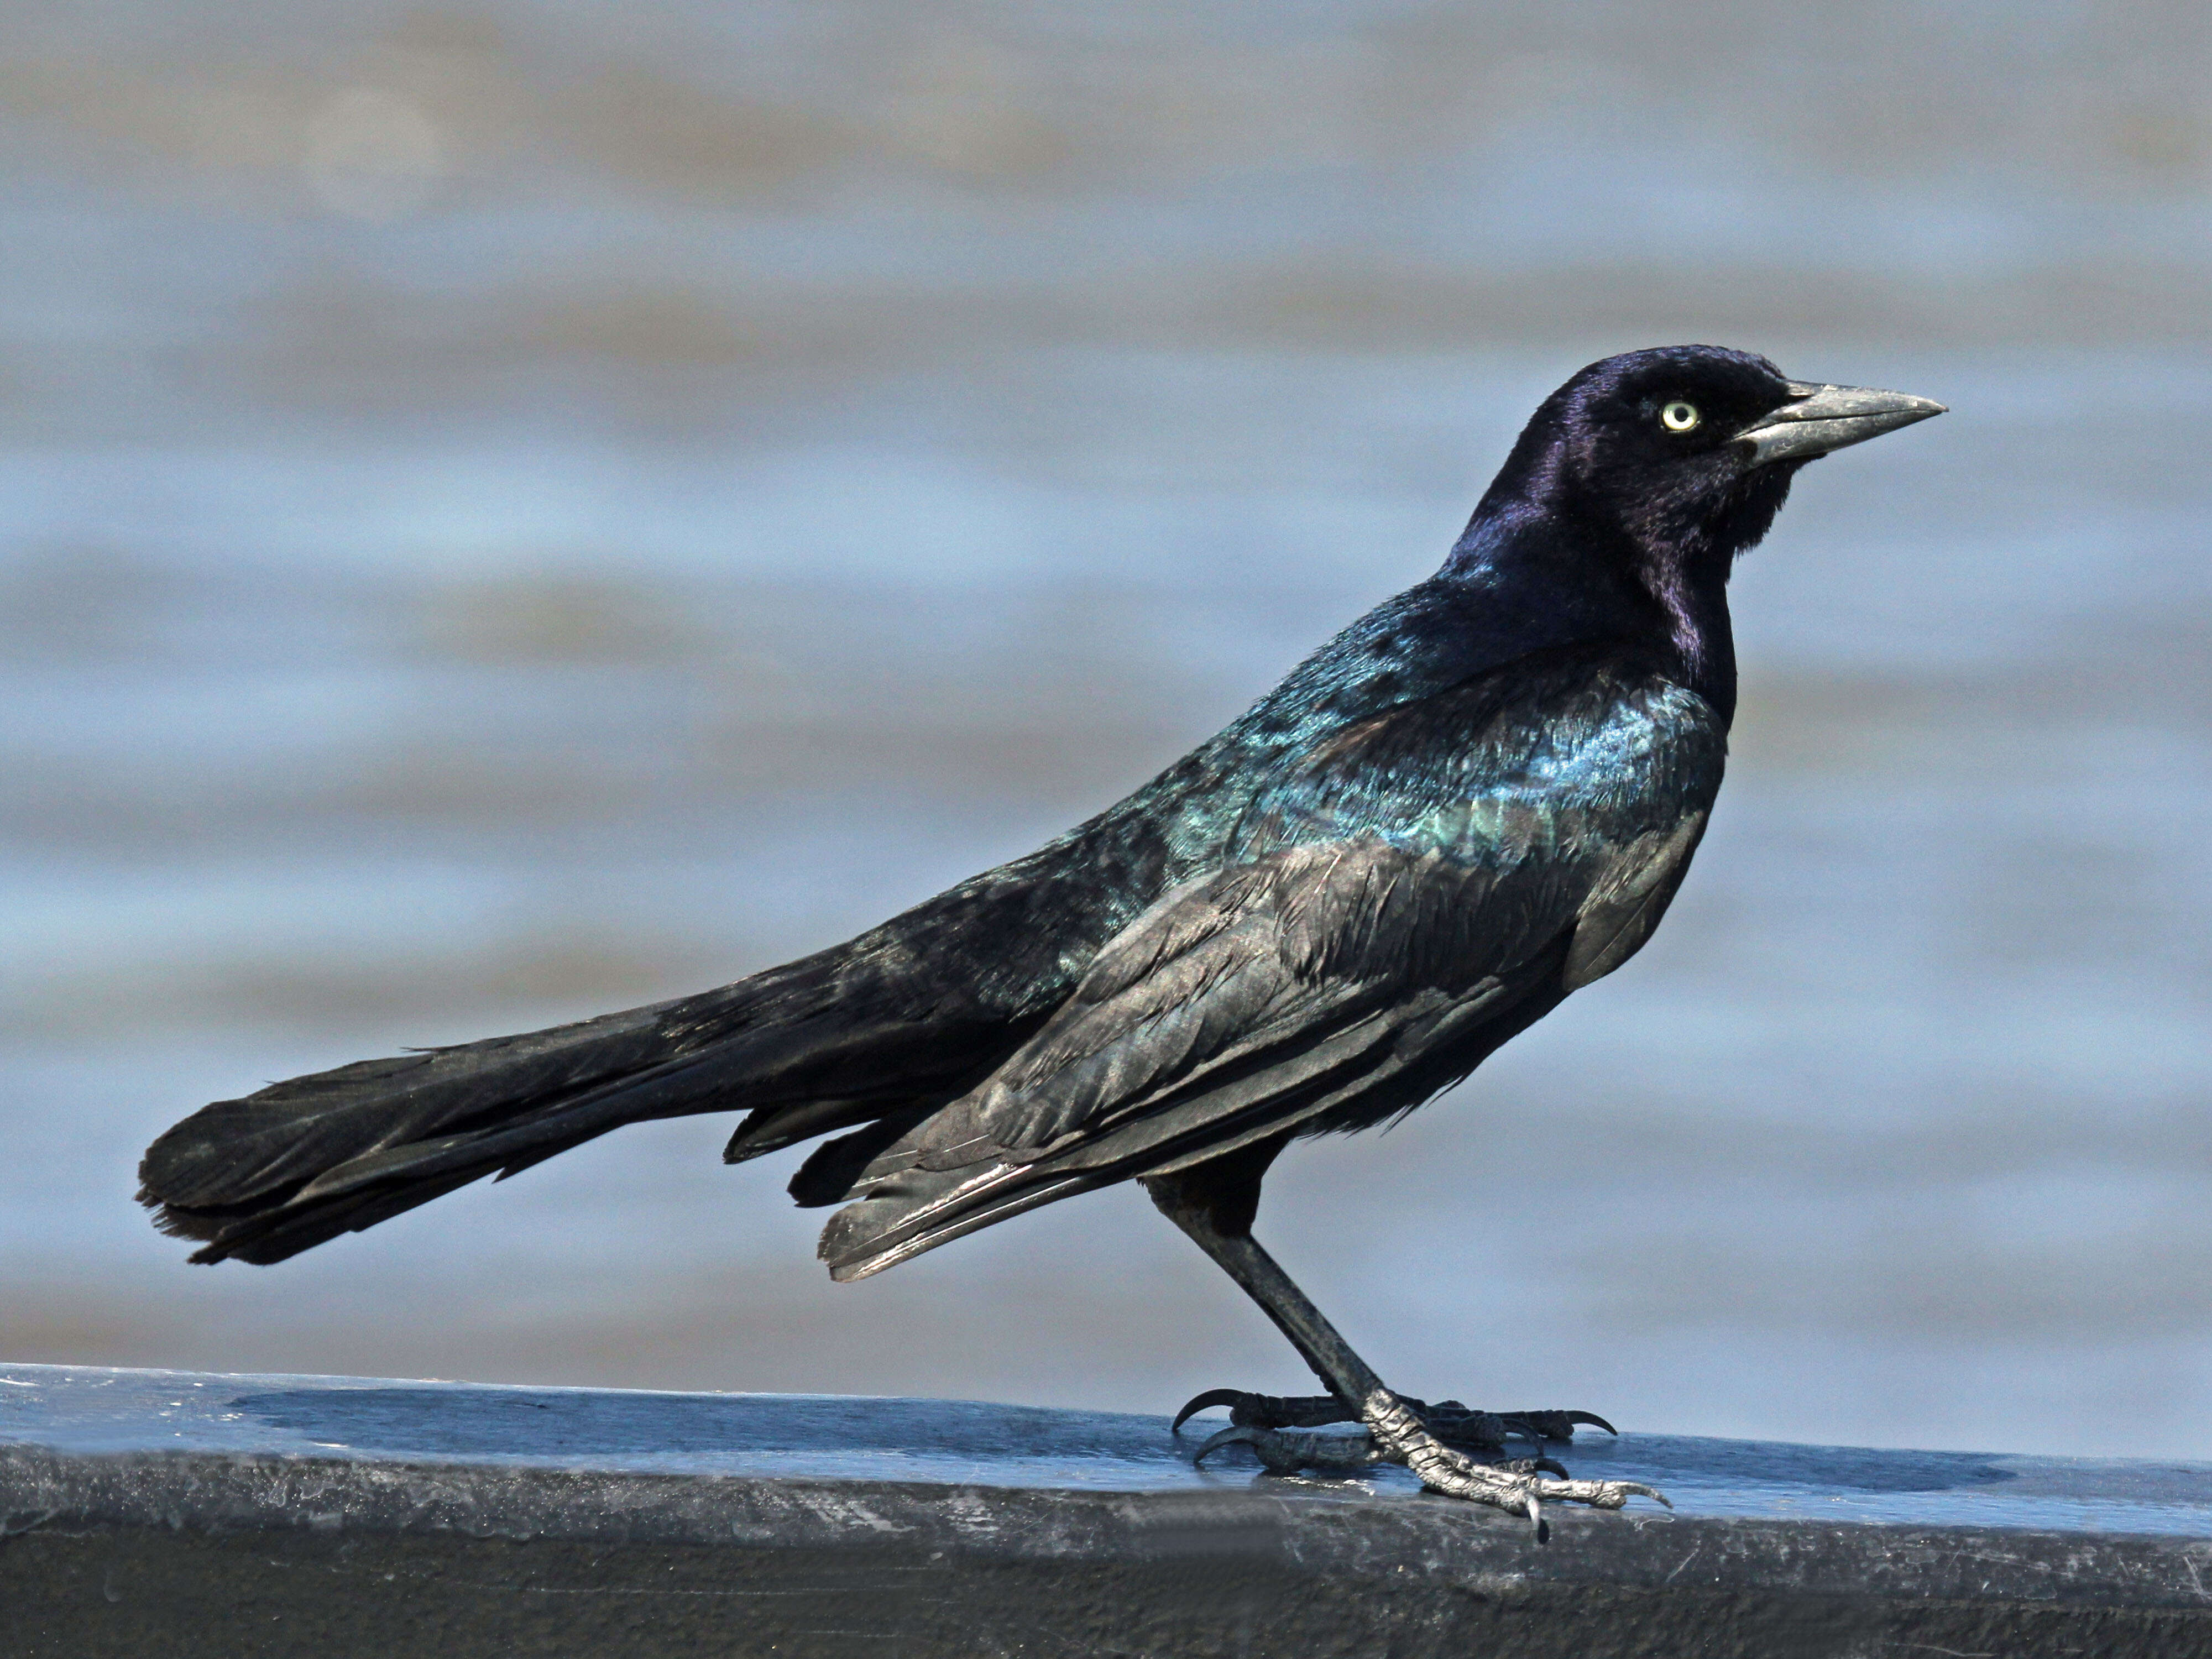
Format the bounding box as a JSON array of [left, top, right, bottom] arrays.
[[6, 1, 2212, 1459]]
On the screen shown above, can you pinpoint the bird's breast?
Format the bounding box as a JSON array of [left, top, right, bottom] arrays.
[[1414, 676, 1726, 866]]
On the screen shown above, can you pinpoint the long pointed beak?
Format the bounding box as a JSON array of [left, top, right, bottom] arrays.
[[1737, 381, 1946, 466]]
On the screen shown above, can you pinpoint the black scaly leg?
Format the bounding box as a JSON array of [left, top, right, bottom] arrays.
[[1143, 1145, 1666, 1541]]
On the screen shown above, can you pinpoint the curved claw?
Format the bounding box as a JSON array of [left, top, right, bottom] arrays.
[[1191, 1424, 1262, 1467], [1495, 1408, 1619, 1443], [1618, 1482, 1672, 1510], [1173, 1389, 1249, 1434]]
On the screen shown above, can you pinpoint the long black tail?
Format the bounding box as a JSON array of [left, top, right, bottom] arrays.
[[139, 989, 740, 1264], [135, 945, 1023, 1266], [137, 836, 1113, 1269]]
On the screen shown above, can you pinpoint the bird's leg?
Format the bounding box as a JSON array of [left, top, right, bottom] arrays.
[[1143, 1169, 1666, 1538]]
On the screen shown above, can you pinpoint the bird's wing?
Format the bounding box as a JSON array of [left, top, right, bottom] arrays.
[[818, 651, 1725, 1278]]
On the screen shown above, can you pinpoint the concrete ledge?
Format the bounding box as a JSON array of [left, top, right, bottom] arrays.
[[5, 1365, 2212, 1656]]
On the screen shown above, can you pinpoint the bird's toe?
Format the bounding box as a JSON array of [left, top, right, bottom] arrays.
[[1171, 1388, 1254, 1432], [1357, 1389, 1668, 1537], [1172, 1389, 1355, 1433], [1190, 1422, 1382, 1476]]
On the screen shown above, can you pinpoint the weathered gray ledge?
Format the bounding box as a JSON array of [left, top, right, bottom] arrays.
[[4, 1364, 2212, 1657]]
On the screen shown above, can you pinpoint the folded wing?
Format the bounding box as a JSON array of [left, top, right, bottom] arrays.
[[818, 654, 1724, 1279]]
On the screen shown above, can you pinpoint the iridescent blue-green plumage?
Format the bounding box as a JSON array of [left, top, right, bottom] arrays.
[[137, 345, 1834, 1274]]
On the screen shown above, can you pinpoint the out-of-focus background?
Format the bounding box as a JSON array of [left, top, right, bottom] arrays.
[[6, 1, 2212, 1459]]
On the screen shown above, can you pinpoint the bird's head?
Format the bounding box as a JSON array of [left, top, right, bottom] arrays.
[[1474, 344, 1945, 573]]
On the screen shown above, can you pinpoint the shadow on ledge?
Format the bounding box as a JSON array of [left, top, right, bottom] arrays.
[[4, 1364, 2211, 1659]]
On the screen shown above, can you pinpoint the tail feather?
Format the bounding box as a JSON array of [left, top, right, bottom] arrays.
[[138, 845, 1111, 1268], [137, 956, 1039, 1265], [138, 996, 708, 1264], [140, 1000, 677, 1213]]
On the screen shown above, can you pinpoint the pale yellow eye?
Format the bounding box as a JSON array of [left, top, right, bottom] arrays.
[[1660, 400, 1701, 433]]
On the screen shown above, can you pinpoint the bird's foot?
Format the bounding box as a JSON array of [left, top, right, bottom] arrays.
[[1357, 1391, 1670, 1540], [1181, 1388, 1666, 1541], [1174, 1386, 1613, 1449]]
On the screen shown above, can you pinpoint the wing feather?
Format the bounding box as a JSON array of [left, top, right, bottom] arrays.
[[820, 656, 1727, 1279]]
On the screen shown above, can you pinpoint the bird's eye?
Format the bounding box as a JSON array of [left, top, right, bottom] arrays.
[[1659, 401, 1701, 433]]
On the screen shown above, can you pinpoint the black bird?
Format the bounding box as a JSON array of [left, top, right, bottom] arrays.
[[139, 346, 1942, 1530]]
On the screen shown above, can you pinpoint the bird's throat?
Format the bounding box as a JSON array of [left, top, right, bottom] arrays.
[[1638, 545, 1737, 726]]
